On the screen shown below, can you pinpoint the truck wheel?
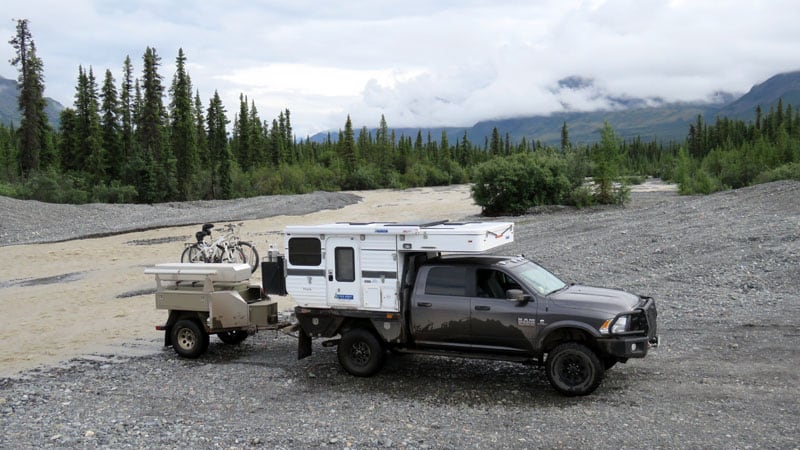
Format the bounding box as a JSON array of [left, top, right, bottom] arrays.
[[337, 328, 385, 377], [545, 342, 604, 396], [170, 319, 209, 358], [217, 330, 248, 345]]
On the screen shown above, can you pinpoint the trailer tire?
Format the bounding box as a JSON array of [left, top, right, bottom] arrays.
[[545, 342, 604, 396], [337, 328, 385, 377], [217, 330, 248, 345], [170, 319, 209, 358]]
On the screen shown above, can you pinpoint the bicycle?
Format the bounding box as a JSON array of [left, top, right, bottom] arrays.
[[180, 223, 260, 273]]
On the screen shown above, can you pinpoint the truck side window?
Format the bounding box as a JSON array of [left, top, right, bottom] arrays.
[[425, 267, 466, 296], [288, 237, 322, 266], [334, 247, 355, 282], [476, 269, 505, 298], [477, 269, 522, 298]]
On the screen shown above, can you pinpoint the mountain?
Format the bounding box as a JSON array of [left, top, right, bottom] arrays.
[[0, 74, 64, 129], [713, 70, 800, 119], [312, 70, 800, 146]]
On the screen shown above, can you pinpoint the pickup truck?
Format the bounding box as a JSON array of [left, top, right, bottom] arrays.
[[273, 221, 659, 396]]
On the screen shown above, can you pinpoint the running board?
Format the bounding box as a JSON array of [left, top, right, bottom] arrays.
[[391, 347, 540, 365]]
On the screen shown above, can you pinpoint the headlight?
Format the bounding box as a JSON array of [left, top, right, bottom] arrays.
[[600, 316, 628, 335]]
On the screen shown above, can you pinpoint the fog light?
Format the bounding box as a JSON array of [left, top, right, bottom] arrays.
[[631, 343, 637, 351]]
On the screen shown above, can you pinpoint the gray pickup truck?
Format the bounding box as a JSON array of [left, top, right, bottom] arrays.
[[293, 253, 659, 396]]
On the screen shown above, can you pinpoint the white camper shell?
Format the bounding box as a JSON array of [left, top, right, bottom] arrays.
[[283, 220, 514, 312]]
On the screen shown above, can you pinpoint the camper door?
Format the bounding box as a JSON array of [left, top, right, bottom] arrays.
[[326, 237, 361, 307]]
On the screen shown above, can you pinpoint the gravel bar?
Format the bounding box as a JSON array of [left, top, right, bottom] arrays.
[[0, 191, 361, 246], [1, 181, 799, 449]]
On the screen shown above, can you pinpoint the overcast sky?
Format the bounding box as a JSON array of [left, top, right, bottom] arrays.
[[3, 0, 799, 137]]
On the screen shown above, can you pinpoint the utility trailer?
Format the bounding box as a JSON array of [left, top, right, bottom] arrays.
[[146, 262, 283, 358]]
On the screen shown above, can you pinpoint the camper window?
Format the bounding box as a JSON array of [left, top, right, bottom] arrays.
[[334, 247, 355, 282], [288, 237, 322, 266]]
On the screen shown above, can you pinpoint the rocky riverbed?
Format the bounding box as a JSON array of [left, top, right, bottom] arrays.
[[1, 181, 798, 449]]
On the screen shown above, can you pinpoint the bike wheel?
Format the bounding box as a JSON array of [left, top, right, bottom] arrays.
[[181, 244, 207, 263], [228, 247, 246, 265], [238, 242, 260, 273]]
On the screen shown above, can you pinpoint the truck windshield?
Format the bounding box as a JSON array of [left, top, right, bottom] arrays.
[[512, 260, 567, 296]]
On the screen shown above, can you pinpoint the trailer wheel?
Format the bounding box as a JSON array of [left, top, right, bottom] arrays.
[[217, 330, 248, 345], [170, 319, 209, 358], [545, 342, 604, 396], [337, 328, 385, 377]]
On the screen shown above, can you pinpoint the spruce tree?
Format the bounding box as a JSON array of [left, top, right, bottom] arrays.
[[233, 94, 250, 168], [138, 47, 166, 161], [247, 100, 265, 164], [340, 115, 356, 168], [9, 19, 52, 174], [84, 68, 106, 183], [169, 48, 198, 200], [207, 91, 230, 198], [100, 69, 121, 181], [119, 56, 135, 163], [490, 127, 501, 156], [561, 121, 570, 152], [194, 91, 209, 166]]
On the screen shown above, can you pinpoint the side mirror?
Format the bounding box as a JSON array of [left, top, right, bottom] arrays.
[[506, 289, 530, 302]]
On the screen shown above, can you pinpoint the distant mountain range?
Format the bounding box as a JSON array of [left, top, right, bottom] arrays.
[[0, 74, 64, 129], [2, 70, 800, 145], [312, 70, 800, 146]]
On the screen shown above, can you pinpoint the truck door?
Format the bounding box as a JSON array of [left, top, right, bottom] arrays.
[[410, 266, 471, 349], [470, 268, 537, 354], [325, 237, 360, 307]]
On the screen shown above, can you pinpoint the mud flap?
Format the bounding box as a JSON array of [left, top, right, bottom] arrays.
[[298, 328, 313, 359], [162, 325, 172, 347]]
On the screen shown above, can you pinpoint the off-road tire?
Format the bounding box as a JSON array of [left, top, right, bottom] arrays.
[[217, 330, 249, 345], [545, 342, 604, 396], [170, 319, 209, 358], [337, 328, 385, 377]]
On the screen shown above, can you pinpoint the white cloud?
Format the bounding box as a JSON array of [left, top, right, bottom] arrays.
[[2, 0, 799, 136]]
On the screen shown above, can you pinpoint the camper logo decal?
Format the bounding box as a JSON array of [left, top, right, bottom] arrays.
[[335, 294, 355, 300]]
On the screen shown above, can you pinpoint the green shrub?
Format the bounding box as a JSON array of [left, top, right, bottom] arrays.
[[18, 169, 89, 204], [345, 165, 383, 190], [471, 152, 574, 216], [753, 162, 800, 183], [91, 181, 138, 203], [569, 185, 595, 209]]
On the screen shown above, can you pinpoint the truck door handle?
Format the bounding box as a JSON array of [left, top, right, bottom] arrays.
[[474, 305, 490, 311], [417, 302, 432, 307]]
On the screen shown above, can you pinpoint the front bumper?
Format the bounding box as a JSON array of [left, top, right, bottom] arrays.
[[598, 296, 659, 358], [597, 334, 659, 358]]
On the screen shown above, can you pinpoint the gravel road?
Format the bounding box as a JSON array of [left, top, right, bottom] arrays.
[[1, 181, 799, 449]]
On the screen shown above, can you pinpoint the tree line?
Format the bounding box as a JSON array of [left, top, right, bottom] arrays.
[[1, 19, 798, 213]]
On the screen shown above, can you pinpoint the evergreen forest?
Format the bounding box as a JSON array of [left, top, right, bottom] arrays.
[[2, 20, 799, 214]]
